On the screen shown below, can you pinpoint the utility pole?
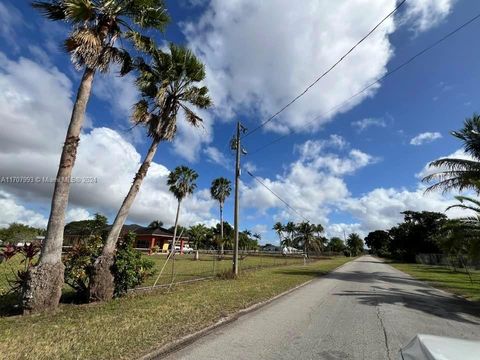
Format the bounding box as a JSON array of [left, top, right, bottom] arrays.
[[232, 121, 247, 276], [233, 121, 241, 276]]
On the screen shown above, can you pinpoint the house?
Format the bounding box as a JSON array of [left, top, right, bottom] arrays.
[[63, 223, 189, 254], [132, 226, 189, 254], [260, 244, 281, 252]]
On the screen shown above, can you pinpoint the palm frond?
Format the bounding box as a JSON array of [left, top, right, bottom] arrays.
[[125, 31, 156, 53], [31, 1, 67, 21], [180, 104, 203, 127], [64, 0, 95, 22]]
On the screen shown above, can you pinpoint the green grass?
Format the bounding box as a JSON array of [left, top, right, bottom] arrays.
[[0, 256, 351, 360], [143, 253, 307, 286], [390, 262, 480, 302]]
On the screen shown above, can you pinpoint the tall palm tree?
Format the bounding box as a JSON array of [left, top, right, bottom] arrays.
[[273, 222, 284, 246], [167, 166, 198, 253], [423, 114, 480, 193], [89, 44, 211, 301], [210, 177, 232, 255], [25, 0, 169, 313]]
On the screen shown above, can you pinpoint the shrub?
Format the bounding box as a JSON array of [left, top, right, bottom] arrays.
[[63, 232, 154, 300], [113, 232, 155, 296], [63, 235, 103, 301]]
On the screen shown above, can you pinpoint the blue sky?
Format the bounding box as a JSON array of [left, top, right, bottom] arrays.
[[0, 0, 478, 244]]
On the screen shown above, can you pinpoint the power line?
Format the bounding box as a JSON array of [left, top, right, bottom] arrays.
[[242, 0, 407, 139], [249, 11, 480, 156], [246, 170, 310, 223]]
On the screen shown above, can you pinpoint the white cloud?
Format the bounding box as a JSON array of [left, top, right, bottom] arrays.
[[0, 191, 47, 228], [410, 131, 442, 145], [183, 0, 453, 134], [0, 2, 23, 50], [66, 208, 92, 223], [339, 184, 471, 235], [171, 108, 214, 162], [183, 1, 397, 133], [203, 146, 232, 169], [0, 52, 217, 228], [241, 137, 376, 224], [402, 0, 455, 33], [351, 118, 387, 132], [326, 223, 364, 239]]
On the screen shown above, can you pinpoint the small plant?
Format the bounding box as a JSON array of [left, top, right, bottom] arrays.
[[63, 235, 103, 301], [151, 245, 160, 254], [0, 242, 41, 294], [112, 232, 155, 296]]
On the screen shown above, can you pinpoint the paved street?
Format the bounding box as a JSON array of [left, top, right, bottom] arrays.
[[164, 256, 480, 360]]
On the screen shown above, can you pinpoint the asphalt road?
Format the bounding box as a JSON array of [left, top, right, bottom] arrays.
[[163, 256, 480, 360]]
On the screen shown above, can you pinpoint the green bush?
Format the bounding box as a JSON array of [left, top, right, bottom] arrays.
[[63, 232, 154, 300], [112, 232, 155, 296], [63, 235, 103, 301]]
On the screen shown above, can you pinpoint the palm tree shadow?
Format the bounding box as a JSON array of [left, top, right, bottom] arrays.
[[334, 287, 480, 325]]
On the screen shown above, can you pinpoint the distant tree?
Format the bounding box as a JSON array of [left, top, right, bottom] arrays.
[[167, 166, 198, 252], [283, 221, 296, 248], [0, 223, 44, 244], [213, 222, 233, 250], [64, 213, 108, 237], [347, 233, 364, 257], [148, 220, 164, 229], [294, 222, 323, 257], [364, 230, 390, 257], [273, 222, 284, 246], [388, 211, 446, 262], [188, 224, 213, 249], [327, 237, 346, 253], [423, 114, 480, 194], [210, 177, 232, 255]]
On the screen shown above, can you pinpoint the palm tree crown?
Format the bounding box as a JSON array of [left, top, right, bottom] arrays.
[[33, 0, 169, 73], [210, 177, 232, 205], [132, 43, 212, 141], [167, 166, 198, 201], [423, 114, 480, 194]]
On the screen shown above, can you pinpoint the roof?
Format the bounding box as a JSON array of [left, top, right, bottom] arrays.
[[133, 226, 188, 239]]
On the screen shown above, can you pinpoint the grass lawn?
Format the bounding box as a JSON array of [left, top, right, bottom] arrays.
[[389, 262, 480, 302], [0, 256, 351, 360]]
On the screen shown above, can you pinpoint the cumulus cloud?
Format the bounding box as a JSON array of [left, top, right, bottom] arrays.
[[402, 0, 455, 33], [183, 0, 397, 133], [339, 184, 471, 235], [241, 136, 376, 224], [351, 118, 387, 132], [0, 191, 47, 228], [203, 146, 232, 169], [183, 0, 453, 134], [0, 52, 217, 228], [410, 131, 442, 145]]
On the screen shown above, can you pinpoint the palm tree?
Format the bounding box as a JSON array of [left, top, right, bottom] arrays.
[[167, 166, 198, 254], [294, 222, 322, 257], [423, 114, 480, 193], [273, 222, 284, 246], [25, 0, 169, 313], [210, 177, 232, 255], [148, 220, 164, 229], [284, 221, 296, 248], [89, 44, 211, 301]]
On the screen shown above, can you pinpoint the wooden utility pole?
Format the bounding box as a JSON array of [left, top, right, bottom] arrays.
[[233, 121, 241, 276]]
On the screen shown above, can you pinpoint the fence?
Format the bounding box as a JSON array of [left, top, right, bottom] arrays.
[[133, 251, 327, 292], [416, 253, 480, 270]]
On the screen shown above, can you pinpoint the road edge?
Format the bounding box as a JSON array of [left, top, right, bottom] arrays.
[[137, 258, 355, 360]]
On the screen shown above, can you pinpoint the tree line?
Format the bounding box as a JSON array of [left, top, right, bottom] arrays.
[[272, 221, 365, 257]]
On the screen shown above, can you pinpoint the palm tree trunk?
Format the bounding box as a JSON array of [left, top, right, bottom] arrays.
[[89, 139, 160, 302], [220, 203, 224, 255], [23, 67, 95, 314]]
